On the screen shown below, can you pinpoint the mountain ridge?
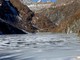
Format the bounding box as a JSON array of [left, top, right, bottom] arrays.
[[0, 0, 80, 35]]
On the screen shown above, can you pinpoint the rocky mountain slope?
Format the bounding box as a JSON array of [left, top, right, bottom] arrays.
[[0, 0, 37, 34], [10, 0, 38, 33], [56, 0, 75, 4], [10, 0, 57, 32], [0, 0, 26, 34], [32, 0, 80, 34], [0, 0, 80, 34], [53, 0, 80, 34]]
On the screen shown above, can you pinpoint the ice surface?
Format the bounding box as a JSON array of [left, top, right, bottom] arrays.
[[0, 33, 80, 60]]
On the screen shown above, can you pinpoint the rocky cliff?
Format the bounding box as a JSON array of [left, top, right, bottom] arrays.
[[12, 0, 80, 34], [0, 0, 80, 34], [56, 0, 75, 4], [10, 0, 56, 32], [10, 0, 37, 33], [53, 0, 80, 34], [0, 0, 26, 34], [0, 0, 37, 34], [34, 0, 80, 34]]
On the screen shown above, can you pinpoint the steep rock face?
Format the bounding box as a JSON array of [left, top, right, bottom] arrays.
[[32, 13, 56, 32], [0, 0, 37, 34], [0, 0, 26, 34], [13, 0, 55, 32], [0, 19, 26, 34], [52, 0, 80, 33], [35, 0, 80, 33], [1, 0, 79, 34], [52, 10, 80, 33], [10, 0, 37, 32], [37, 0, 80, 24], [0, 0, 19, 22], [56, 0, 75, 4]]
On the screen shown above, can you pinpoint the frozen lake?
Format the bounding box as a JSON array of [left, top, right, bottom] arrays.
[[0, 33, 80, 60]]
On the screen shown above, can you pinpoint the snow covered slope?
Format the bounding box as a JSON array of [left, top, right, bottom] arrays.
[[28, 3, 53, 11], [20, 0, 33, 5]]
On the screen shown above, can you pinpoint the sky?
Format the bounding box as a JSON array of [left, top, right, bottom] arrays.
[[32, 0, 56, 2]]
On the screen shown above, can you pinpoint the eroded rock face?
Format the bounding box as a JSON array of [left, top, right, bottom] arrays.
[[52, 0, 80, 33], [0, 0, 19, 22], [32, 13, 56, 32], [0, 0, 26, 34], [0, 0, 37, 34], [0, 19, 26, 34], [10, 0, 56, 32], [35, 0, 80, 33], [56, 0, 75, 4], [13, 0, 80, 34], [10, 0, 37, 32], [0, 0, 80, 34]]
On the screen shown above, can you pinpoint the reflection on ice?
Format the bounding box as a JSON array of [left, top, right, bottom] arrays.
[[0, 33, 80, 60]]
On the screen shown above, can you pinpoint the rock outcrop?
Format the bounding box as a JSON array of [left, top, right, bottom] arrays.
[[10, 0, 55, 32], [11, 0, 80, 34], [0, 0, 26, 34], [0, 0, 80, 34], [52, 0, 80, 33], [0, 18, 26, 34], [0, 0, 37, 34], [35, 0, 80, 34], [10, 0, 37, 33], [32, 13, 56, 32], [56, 0, 75, 4]]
